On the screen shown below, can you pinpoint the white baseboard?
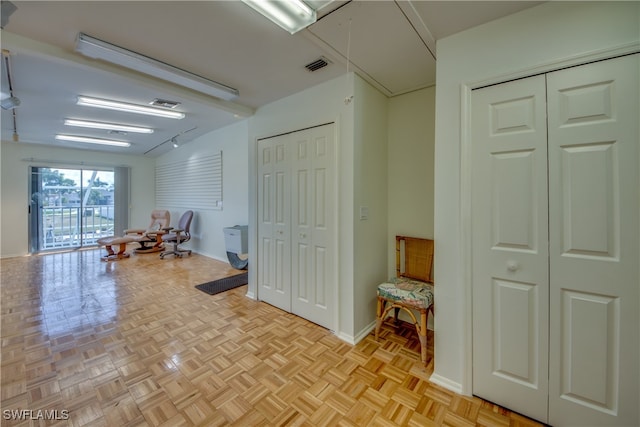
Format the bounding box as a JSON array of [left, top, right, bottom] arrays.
[[336, 321, 376, 345], [335, 331, 356, 345], [190, 250, 227, 264], [0, 252, 28, 259], [429, 373, 463, 395], [355, 321, 376, 343]]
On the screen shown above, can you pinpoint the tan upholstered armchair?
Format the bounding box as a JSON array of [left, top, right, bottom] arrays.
[[124, 209, 171, 253]]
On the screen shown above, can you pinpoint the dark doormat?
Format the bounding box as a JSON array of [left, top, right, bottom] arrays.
[[195, 272, 248, 295]]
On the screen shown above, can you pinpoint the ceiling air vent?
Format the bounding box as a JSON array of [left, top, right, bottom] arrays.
[[150, 98, 181, 109], [305, 56, 331, 72]]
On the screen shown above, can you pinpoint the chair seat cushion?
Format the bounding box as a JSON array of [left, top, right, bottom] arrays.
[[377, 277, 434, 309], [97, 236, 135, 246]]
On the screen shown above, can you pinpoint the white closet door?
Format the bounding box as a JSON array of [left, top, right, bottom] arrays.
[[257, 135, 291, 312], [547, 54, 639, 427], [291, 124, 336, 329], [471, 75, 550, 422], [471, 54, 639, 426], [257, 124, 337, 330]]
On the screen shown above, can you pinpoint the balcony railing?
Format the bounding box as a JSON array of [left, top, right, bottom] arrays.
[[41, 205, 115, 250]]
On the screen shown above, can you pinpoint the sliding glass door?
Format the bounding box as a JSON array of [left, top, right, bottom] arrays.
[[29, 167, 116, 253]]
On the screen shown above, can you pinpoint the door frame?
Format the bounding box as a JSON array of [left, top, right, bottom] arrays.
[[458, 44, 640, 396]]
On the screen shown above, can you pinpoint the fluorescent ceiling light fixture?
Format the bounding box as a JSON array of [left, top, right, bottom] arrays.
[[64, 119, 154, 134], [55, 134, 131, 148], [77, 96, 185, 119], [75, 33, 239, 101], [242, 0, 316, 34]]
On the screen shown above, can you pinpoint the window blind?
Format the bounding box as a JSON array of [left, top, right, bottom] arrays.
[[156, 152, 222, 210]]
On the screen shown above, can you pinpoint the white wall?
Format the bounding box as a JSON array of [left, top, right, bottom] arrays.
[[387, 86, 435, 268], [0, 141, 155, 258], [352, 76, 389, 338], [433, 1, 640, 394], [155, 121, 249, 262], [248, 73, 356, 338]]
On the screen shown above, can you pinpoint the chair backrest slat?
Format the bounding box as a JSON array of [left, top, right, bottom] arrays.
[[396, 236, 434, 283]]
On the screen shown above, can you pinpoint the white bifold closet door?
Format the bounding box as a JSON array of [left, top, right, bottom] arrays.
[[257, 124, 336, 330], [471, 54, 639, 426]]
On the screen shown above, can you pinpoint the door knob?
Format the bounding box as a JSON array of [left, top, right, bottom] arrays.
[[507, 260, 520, 272]]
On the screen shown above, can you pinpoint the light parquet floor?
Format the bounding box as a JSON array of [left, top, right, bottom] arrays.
[[1, 248, 544, 427]]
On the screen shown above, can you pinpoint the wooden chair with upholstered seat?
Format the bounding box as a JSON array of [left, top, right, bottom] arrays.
[[375, 236, 434, 365]]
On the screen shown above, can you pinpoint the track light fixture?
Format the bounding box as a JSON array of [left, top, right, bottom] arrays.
[[1, 50, 19, 108], [0, 0, 17, 29], [2, 49, 20, 140], [0, 95, 20, 110]]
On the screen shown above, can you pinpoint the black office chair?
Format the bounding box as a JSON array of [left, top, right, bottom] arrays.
[[160, 210, 194, 259]]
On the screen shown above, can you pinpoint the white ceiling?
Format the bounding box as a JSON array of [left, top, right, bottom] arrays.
[[0, 1, 541, 156]]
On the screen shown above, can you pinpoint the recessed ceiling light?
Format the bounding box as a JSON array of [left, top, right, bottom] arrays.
[[76, 96, 185, 119], [55, 134, 131, 147], [150, 98, 181, 109], [64, 119, 154, 134]]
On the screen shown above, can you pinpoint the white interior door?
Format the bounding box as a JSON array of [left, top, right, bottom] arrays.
[[471, 75, 550, 422], [546, 54, 639, 427], [257, 123, 337, 330], [257, 135, 291, 312], [472, 54, 639, 426], [291, 125, 336, 329]]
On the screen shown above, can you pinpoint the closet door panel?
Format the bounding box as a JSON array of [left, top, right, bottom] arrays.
[[257, 136, 291, 312], [292, 131, 313, 308], [560, 142, 616, 257], [291, 125, 336, 329], [491, 150, 537, 250], [471, 75, 549, 423], [547, 54, 639, 427], [258, 144, 275, 295]]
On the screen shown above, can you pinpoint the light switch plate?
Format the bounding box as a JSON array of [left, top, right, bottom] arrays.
[[360, 206, 369, 220]]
